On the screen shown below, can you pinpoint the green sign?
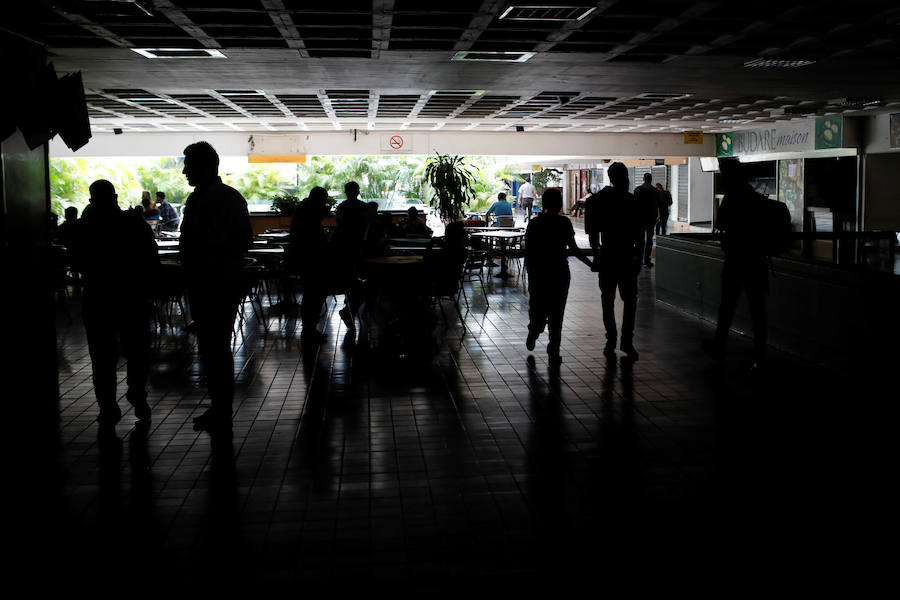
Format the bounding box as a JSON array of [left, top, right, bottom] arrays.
[[814, 117, 842, 149], [716, 132, 734, 157]]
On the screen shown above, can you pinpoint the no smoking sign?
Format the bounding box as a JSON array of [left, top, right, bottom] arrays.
[[381, 134, 413, 153]]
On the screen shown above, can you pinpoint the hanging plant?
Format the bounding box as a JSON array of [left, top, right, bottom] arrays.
[[424, 153, 477, 222]]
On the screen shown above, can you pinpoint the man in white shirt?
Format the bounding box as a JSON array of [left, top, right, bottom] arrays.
[[518, 177, 538, 222]]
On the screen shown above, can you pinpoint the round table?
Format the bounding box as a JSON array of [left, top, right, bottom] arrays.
[[469, 230, 525, 279]]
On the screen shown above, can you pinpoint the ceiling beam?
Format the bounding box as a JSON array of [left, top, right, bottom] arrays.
[[53, 8, 132, 48], [597, 2, 718, 63], [206, 91, 257, 119], [260, 0, 310, 56], [372, 0, 395, 59], [154, 0, 221, 49], [533, 1, 617, 53], [453, 0, 507, 52]]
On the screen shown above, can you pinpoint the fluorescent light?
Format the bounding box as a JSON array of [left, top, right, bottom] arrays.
[[743, 58, 815, 68], [576, 7, 596, 20], [499, 6, 514, 19], [131, 48, 226, 59], [452, 51, 535, 63]]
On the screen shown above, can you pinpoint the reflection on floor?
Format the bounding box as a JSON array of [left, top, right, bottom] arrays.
[[33, 262, 888, 591]]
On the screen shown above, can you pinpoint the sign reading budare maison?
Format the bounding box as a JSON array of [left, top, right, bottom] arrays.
[[716, 118, 842, 157]]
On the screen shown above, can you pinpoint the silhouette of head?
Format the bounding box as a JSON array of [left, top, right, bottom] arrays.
[[407, 207, 418, 219], [498, 192, 507, 201], [523, 175, 531, 183], [643, 172, 653, 184], [141, 191, 152, 209], [607, 162, 629, 189], [718, 158, 746, 195], [366, 201, 379, 222], [182, 141, 220, 187], [444, 220, 467, 250], [345, 181, 360, 200], [89, 179, 118, 208], [655, 183, 664, 192], [64, 206, 78, 222], [308, 186, 329, 212], [156, 191, 165, 202], [542, 188, 562, 215]]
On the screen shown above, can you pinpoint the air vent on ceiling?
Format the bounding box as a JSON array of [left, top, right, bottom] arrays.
[[499, 5, 597, 21], [743, 58, 815, 68], [132, 48, 226, 59], [452, 51, 535, 63]]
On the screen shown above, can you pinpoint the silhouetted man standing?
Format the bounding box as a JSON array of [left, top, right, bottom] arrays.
[[333, 181, 368, 330], [179, 142, 252, 432], [584, 162, 644, 361], [655, 183, 673, 236], [289, 187, 331, 342], [67, 180, 158, 427], [525, 188, 593, 364], [704, 159, 770, 370], [634, 172, 659, 267]]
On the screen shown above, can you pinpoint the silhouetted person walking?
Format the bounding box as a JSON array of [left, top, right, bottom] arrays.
[[525, 188, 593, 365], [289, 187, 331, 342], [655, 182, 672, 236], [179, 142, 252, 432], [633, 172, 659, 267], [333, 181, 367, 330], [584, 162, 643, 361], [67, 180, 158, 427], [704, 159, 770, 370]]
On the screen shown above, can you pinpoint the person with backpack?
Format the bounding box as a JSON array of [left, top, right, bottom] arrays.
[[703, 158, 790, 371]]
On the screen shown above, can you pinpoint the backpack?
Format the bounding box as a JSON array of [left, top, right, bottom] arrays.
[[760, 195, 792, 256]]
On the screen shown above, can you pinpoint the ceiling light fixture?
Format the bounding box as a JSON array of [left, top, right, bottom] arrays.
[[743, 58, 815, 68], [499, 5, 597, 22], [131, 48, 226, 59], [452, 51, 535, 63]]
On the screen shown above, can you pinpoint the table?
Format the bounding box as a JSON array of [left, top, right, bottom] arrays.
[[463, 226, 524, 232], [156, 239, 179, 248], [470, 230, 525, 279], [248, 247, 286, 256], [158, 249, 179, 257], [259, 231, 290, 239]]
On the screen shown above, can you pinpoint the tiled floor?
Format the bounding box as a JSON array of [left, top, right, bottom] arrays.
[[29, 262, 889, 591]]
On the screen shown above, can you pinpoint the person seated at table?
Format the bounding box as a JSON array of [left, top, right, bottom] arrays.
[[362, 201, 388, 258], [156, 191, 180, 231], [289, 187, 331, 341], [525, 188, 593, 365], [484, 192, 514, 226], [141, 190, 160, 220], [398, 207, 432, 238]]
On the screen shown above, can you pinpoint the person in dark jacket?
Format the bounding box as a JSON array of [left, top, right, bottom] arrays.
[[525, 188, 593, 364], [633, 172, 659, 267], [703, 158, 770, 370], [289, 187, 332, 342], [584, 162, 644, 361], [654, 183, 673, 236], [179, 141, 252, 433], [66, 179, 158, 427]]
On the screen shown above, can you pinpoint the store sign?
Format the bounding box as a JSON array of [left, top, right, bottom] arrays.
[[716, 117, 842, 157], [683, 131, 703, 144]]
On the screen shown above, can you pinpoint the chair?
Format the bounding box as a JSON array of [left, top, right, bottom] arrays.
[[236, 258, 269, 336], [494, 215, 515, 228], [459, 249, 490, 308]]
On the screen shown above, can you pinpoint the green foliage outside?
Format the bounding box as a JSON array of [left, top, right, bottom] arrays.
[[50, 155, 527, 217]]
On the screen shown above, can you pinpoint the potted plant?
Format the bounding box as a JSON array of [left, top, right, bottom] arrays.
[[271, 192, 301, 217], [424, 153, 477, 222]]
